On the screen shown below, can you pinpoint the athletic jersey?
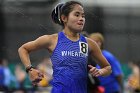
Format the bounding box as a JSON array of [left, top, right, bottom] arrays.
[[51, 31, 88, 93]]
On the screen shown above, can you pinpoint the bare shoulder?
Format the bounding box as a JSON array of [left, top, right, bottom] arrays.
[[19, 33, 58, 52], [86, 37, 98, 48], [40, 33, 58, 42], [47, 33, 58, 46], [30, 33, 58, 49], [49, 33, 58, 40], [39, 33, 58, 52]]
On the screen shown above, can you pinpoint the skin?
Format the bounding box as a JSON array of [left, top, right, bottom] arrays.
[[18, 4, 111, 86]]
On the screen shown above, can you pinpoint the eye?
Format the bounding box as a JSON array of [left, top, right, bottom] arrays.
[[82, 15, 85, 18], [75, 14, 79, 17]]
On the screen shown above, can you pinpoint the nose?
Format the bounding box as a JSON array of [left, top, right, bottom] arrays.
[[79, 16, 85, 22]]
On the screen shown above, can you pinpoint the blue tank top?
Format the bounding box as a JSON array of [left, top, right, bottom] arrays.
[[51, 31, 88, 93]]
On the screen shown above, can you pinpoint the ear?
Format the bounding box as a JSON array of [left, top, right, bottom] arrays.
[[61, 15, 67, 23]]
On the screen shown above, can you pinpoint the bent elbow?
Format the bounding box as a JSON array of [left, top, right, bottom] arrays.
[[18, 46, 22, 54], [18, 45, 29, 54], [18, 46, 24, 54]]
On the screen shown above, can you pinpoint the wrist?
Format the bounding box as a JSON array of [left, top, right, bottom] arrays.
[[101, 66, 111, 76], [99, 69, 105, 76], [25, 65, 35, 73]]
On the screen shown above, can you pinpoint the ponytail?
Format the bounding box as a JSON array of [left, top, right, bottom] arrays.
[[51, 3, 64, 26]]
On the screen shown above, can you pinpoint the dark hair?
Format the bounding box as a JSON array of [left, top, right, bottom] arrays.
[[51, 1, 83, 26]]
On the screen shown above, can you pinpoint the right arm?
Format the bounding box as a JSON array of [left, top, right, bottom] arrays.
[[18, 34, 57, 85], [18, 35, 52, 67]]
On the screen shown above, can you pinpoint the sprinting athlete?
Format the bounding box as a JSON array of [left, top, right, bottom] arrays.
[[18, 1, 112, 93]]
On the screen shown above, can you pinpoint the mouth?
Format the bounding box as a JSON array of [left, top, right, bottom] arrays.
[[77, 22, 84, 26]]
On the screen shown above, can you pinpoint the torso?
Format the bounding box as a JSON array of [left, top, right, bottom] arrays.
[[50, 31, 88, 93]]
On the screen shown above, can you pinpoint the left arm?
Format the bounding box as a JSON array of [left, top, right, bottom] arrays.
[[87, 38, 112, 77]]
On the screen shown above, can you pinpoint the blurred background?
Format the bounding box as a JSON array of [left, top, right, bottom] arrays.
[[0, 0, 140, 93]]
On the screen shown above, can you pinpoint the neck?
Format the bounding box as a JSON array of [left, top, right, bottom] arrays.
[[63, 28, 80, 41]]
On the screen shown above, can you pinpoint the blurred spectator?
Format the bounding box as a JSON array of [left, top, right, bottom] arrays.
[[0, 58, 16, 92], [127, 60, 140, 93], [3, 59, 17, 90], [89, 32, 123, 93], [15, 64, 34, 93], [15, 64, 26, 92], [36, 57, 53, 93], [0, 58, 8, 92], [37, 57, 53, 87]]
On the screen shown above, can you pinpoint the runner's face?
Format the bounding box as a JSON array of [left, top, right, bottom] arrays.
[[65, 4, 85, 32]]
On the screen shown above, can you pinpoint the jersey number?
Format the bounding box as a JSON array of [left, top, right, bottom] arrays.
[[79, 42, 88, 55]]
